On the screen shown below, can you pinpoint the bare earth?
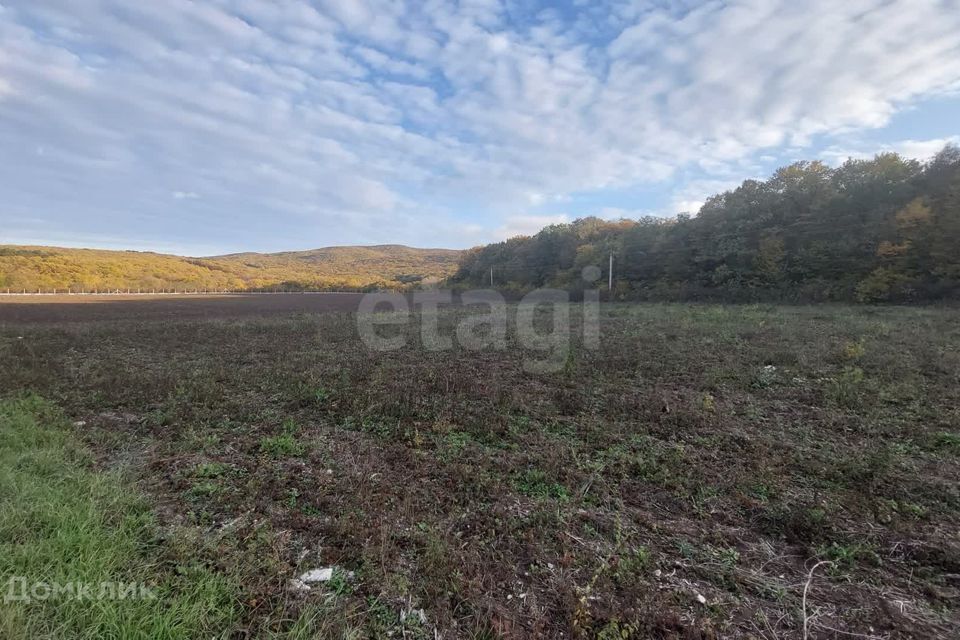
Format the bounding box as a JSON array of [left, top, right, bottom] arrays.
[[0, 293, 366, 324], [1, 301, 958, 637]]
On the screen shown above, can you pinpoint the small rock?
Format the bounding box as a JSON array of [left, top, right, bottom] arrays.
[[654, 569, 662, 578], [695, 593, 707, 605], [73, 420, 87, 427]]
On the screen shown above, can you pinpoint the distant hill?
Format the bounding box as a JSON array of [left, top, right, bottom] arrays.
[[0, 244, 461, 292]]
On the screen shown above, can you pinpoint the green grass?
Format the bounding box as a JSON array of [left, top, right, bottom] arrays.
[[931, 431, 960, 454], [514, 468, 570, 501], [0, 395, 238, 639], [192, 462, 232, 479], [258, 419, 306, 458]]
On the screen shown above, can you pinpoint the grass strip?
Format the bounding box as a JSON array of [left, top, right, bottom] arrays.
[[0, 394, 238, 639]]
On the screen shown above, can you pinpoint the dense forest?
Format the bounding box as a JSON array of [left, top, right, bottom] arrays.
[[452, 146, 960, 302], [0, 245, 460, 292]]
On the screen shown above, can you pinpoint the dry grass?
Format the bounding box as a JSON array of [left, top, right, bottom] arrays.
[[1, 301, 958, 638]]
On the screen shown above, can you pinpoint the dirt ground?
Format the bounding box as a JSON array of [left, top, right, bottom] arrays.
[[0, 293, 366, 324], [1, 302, 958, 638]]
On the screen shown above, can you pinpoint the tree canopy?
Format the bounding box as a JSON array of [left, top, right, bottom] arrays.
[[452, 147, 960, 302]]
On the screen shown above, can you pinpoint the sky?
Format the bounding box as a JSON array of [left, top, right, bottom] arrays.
[[1, 0, 959, 256]]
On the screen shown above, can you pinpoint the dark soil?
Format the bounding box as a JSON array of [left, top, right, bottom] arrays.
[[0, 293, 365, 324], [1, 301, 958, 638]]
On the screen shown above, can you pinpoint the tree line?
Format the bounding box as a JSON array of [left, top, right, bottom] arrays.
[[451, 146, 960, 302]]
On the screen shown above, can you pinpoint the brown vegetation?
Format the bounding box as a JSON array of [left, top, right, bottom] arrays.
[[1, 301, 957, 638]]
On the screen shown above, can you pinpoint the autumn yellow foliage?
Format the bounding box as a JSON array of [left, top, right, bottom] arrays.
[[0, 245, 460, 292]]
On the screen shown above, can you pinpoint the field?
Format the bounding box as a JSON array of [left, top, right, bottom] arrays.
[[1, 297, 958, 639], [0, 293, 365, 324]]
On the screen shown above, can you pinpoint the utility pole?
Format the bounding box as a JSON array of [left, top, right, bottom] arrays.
[[490, 267, 494, 287], [608, 253, 613, 291]]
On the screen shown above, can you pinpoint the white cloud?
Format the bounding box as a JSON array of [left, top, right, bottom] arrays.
[[0, 77, 14, 99], [495, 214, 570, 240], [596, 207, 650, 220], [822, 136, 960, 166], [664, 178, 750, 217], [353, 45, 429, 79], [673, 199, 705, 216], [0, 1, 958, 250], [890, 137, 960, 161], [172, 191, 199, 200]]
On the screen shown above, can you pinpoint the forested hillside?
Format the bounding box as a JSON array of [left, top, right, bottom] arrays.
[[453, 146, 960, 302], [6, 147, 958, 301], [0, 245, 460, 292]]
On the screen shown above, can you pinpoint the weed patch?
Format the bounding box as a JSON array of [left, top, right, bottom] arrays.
[[514, 468, 570, 501], [258, 419, 306, 458]]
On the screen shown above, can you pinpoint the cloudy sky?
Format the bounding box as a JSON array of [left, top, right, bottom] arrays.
[[2, 0, 959, 255]]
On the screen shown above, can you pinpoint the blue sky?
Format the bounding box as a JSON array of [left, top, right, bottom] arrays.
[[1, 0, 959, 255]]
